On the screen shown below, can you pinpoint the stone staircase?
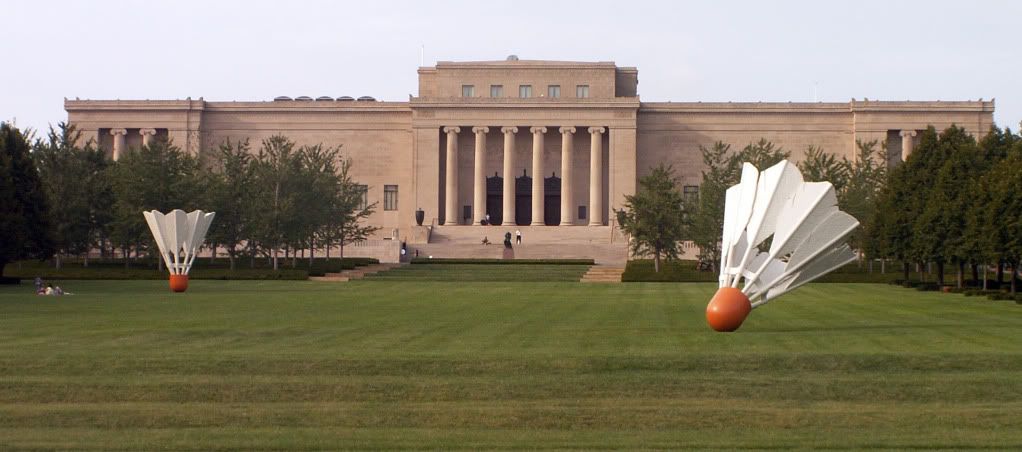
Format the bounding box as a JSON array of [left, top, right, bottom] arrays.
[[412, 225, 628, 265], [580, 265, 625, 283], [309, 263, 403, 282]]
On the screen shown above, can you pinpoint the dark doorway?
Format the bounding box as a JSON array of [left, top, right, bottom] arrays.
[[486, 173, 502, 225], [544, 173, 561, 226], [515, 171, 532, 226]]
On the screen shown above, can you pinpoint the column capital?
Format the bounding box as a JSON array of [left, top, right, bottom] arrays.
[[588, 126, 606, 135], [501, 126, 519, 134], [530, 126, 547, 134], [139, 128, 157, 136], [899, 129, 917, 138], [472, 126, 490, 134], [109, 128, 127, 136], [443, 126, 461, 134], [559, 126, 576, 135]]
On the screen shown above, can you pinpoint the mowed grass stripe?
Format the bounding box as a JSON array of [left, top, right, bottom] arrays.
[[2, 278, 1021, 449]]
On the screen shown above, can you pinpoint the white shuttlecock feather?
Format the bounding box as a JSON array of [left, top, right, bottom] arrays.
[[143, 209, 216, 276], [707, 160, 858, 332]]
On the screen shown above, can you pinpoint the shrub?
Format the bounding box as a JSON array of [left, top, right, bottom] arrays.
[[915, 283, 940, 291]]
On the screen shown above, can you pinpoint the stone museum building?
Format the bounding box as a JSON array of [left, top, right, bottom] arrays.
[[65, 58, 995, 263]]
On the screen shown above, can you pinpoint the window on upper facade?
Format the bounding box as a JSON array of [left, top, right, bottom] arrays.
[[548, 85, 560, 98], [461, 85, 475, 97], [576, 85, 590, 98], [356, 184, 368, 210], [384, 185, 398, 211], [683, 185, 699, 202], [490, 85, 503, 97], [519, 85, 532, 98]]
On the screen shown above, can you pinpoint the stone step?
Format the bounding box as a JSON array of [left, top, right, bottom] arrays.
[[407, 243, 627, 265], [580, 265, 625, 283], [310, 263, 402, 282]]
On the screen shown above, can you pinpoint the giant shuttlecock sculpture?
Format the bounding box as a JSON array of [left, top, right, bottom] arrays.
[[707, 160, 859, 332], [143, 209, 216, 292]]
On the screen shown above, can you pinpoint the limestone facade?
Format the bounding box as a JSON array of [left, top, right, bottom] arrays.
[[65, 59, 995, 241]]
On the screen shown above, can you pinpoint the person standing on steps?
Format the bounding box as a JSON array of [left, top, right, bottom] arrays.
[[515, 229, 522, 245]]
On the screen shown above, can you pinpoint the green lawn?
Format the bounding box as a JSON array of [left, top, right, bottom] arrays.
[[1, 279, 1021, 450]]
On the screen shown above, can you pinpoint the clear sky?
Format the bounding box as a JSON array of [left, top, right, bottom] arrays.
[[3, 0, 1020, 134]]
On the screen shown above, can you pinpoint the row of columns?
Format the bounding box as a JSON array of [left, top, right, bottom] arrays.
[[443, 125, 606, 226], [899, 129, 917, 162], [108, 128, 158, 161]]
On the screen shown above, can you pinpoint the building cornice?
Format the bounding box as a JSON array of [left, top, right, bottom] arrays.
[[411, 97, 640, 109], [639, 100, 994, 114], [66, 99, 410, 113]]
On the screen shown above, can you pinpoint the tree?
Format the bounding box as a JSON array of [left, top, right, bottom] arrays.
[[0, 122, 54, 279], [32, 123, 110, 268], [109, 138, 200, 268], [687, 139, 789, 271], [616, 164, 687, 272], [869, 126, 940, 280], [911, 126, 976, 286], [983, 151, 1022, 294], [798, 145, 849, 193], [838, 140, 887, 254], [323, 157, 379, 259], [250, 135, 302, 271], [204, 139, 254, 270]]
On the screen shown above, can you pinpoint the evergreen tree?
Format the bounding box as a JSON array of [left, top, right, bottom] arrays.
[[0, 122, 55, 279], [911, 126, 976, 286], [983, 151, 1022, 294], [32, 123, 110, 268], [616, 164, 687, 272]]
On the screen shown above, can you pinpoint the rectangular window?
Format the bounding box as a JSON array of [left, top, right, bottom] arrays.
[[490, 85, 503, 97], [356, 184, 368, 210], [463, 205, 472, 223], [519, 85, 532, 98], [461, 85, 474, 97], [578, 205, 587, 220], [576, 85, 590, 98], [683, 185, 699, 201], [384, 185, 398, 211], [547, 85, 560, 98]]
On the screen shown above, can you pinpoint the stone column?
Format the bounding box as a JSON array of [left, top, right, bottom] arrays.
[[443, 126, 461, 225], [559, 127, 576, 226], [140, 128, 157, 147], [588, 127, 606, 226], [501, 127, 518, 226], [899, 130, 917, 162], [471, 126, 489, 225], [530, 127, 547, 226], [110, 128, 127, 161]]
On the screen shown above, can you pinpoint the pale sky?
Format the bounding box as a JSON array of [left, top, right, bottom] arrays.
[[3, 0, 1020, 134]]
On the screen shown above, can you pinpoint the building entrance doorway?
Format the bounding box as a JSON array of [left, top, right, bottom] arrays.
[[485, 173, 502, 225], [515, 172, 531, 226]]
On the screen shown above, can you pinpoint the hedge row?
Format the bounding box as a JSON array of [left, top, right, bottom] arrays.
[[5, 257, 380, 280], [623, 260, 907, 283], [410, 258, 595, 265], [892, 279, 1021, 303]]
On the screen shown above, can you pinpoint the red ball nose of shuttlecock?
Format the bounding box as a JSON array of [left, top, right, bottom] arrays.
[[169, 274, 189, 293], [706, 287, 752, 332]]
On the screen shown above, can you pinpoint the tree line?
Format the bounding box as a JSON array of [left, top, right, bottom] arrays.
[[0, 122, 377, 279], [869, 125, 1022, 293], [617, 126, 1022, 295]]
